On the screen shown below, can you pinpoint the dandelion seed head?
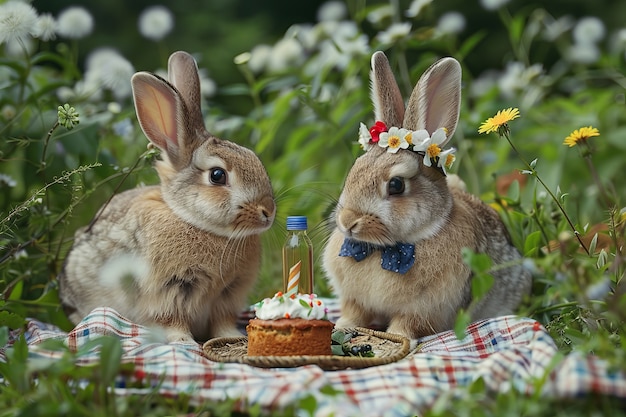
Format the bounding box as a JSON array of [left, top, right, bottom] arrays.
[[56, 6, 94, 39], [138, 5, 174, 41], [573, 16, 605, 45], [0, 1, 38, 45], [85, 48, 135, 100], [99, 254, 149, 292], [35, 13, 56, 41]]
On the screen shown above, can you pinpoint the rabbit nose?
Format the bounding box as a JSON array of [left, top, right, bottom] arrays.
[[338, 209, 361, 237], [258, 196, 276, 223]]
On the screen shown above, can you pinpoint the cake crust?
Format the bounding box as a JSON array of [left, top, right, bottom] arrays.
[[247, 318, 334, 356]]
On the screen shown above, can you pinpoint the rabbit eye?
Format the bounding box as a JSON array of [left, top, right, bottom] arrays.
[[388, 177, 405, 195], [209, 168, 227, 185]]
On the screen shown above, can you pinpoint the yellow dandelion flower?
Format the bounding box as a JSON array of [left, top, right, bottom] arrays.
[[563, 126, 600, 147], [478, 107, 520, 135]]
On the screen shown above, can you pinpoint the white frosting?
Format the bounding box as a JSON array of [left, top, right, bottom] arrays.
[[254, 292, 328, 320]]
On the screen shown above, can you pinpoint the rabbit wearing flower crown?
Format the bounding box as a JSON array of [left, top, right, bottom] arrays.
[[322, 51, 531, 339], [59, 51, 276, 343]]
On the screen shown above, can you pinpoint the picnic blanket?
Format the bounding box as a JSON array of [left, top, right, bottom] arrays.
[[1, 299, 625, 416]]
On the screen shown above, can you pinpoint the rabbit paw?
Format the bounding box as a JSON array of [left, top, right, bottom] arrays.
[[165, 328, 196, 344]]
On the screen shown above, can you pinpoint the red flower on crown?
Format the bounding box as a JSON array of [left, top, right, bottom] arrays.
[[369, 121, 387, 143]]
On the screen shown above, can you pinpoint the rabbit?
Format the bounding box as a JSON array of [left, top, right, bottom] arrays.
[[322, 51, 532, 340], [59, 51, 276, 343]]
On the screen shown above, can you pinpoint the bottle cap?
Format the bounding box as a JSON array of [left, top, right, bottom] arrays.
[[286, 215, 308, 230]]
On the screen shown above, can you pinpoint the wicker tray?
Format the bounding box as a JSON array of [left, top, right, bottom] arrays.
[[202, 327, 410, 370]]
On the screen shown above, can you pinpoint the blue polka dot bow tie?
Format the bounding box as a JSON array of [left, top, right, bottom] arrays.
[[339, 238, 416, 274]]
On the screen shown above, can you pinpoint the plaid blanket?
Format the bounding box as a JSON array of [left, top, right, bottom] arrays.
[[1, 300, 625, 416]]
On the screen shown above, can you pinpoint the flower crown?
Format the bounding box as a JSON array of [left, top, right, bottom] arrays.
[[358, 121, 456, 175]]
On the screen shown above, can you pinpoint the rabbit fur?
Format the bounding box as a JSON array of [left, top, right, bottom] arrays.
[[59, 51, 276, 343], [322, 51, 532, 339]]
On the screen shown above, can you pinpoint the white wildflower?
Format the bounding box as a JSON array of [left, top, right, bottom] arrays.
[[479, 0, 511, 11], [498, 61, 544, 98], [0, 173, 17, 188], [247, 44, 272, 74], [436, 12, 466, 36], [56, 6, 94, 39], [317, 1, 347, 22], [376, 22, 412, 45], [566, 42, 601, 64], [542, 15, 574, 42], [610, 28, 626, 53], [573, 16, 606, 45], [0, 1, 38, 45], [287, 23, 317, 50], [197, 68, 217, 98], [469, 70, 498, 98], [267, 37, 304, 73], [35, 13, 56, 41], [406, 0, 433, 18], [366, 4, 393, 25], [138, 5, 174, 41]]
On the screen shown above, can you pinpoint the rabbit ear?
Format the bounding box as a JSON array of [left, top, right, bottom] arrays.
[[404, 57, 462, 145], [167, 51, 205, 129], [370, 51, 405, 128], [131, 72, 198, 169]]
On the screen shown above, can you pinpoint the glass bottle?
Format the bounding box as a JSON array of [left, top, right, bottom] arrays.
[[282, 216, 314, 295]]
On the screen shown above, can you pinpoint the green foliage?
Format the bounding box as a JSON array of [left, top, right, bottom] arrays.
[[1, 0, 626, 415]]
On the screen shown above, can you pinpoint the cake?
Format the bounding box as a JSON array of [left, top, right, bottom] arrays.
[[246, 292, 334, 356]]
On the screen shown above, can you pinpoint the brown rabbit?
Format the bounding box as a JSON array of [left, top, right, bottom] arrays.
[[59, 51, 276, 343], [322, 51, 531, 339]]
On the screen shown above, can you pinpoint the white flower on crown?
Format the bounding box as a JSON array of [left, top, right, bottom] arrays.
[[357, 122, 456, 172], [412, 127, 448, 167], [378, 126, 410, 153], [358, 122, 373, 151]]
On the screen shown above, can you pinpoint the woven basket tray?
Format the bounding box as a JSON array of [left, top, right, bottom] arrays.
[[202, 327, 410, 370]]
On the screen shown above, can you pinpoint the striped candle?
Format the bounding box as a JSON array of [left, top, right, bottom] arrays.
[[287, 260, 302, 293]]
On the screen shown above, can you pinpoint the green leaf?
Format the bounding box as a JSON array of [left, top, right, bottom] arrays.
[[297, 394, 318, 417], [524, 231, 543, 257], [331, 344, 345, 356], [461, 248, 492, 273], [7, 280, 23, 301], [454, 310, 471, 340], [0, 326, 8, 346], [97, 336, 123, 386], [0, 310, 26, 329], [506, 179, 520, 202], [331, 330, 346, 344], [471, 273, 495, 300]]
